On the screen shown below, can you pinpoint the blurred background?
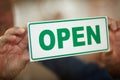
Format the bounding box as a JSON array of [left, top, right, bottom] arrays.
[[0, 0, 120, 80]]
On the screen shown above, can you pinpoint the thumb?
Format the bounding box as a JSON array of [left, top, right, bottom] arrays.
[[21, 50, 29, 64]]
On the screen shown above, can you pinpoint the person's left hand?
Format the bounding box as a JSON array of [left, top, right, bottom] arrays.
[[106, 17, 120, 62]]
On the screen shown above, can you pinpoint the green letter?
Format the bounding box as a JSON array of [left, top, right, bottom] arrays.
[[39, 30, 55, 50], [72, 26, 85, 47], [57, 28, 70, 49], [87, 25, 101, 45]]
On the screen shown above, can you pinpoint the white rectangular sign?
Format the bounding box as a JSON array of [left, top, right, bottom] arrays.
[[28, 16, 109, 62]]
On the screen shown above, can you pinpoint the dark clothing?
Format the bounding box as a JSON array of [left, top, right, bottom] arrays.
[[41, 57, 113, 80]]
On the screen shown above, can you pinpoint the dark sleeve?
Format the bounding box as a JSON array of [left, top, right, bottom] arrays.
[[41, 57, 113, 80]]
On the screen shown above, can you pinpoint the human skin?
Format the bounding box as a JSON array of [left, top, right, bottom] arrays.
[[0, 27, 29, 80], [100, 18, 120, 78], [0, 17, 120, 80], [100, 17, 120, 63]]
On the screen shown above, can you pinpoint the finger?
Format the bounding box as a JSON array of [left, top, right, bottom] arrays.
[[22, 25, 27, 30], [22, 50, 29, 62], [0, 35, 16, 46], [18, 30, 28, 50], [108, 30, 117, 57], [109, 29, 115, 39], [117, 21, 120, 29], [108, 18, 118, 31], [19, 26, 28, 49], [115, 30, 120, 41], [4, 27, 25, 35], [111, 30, 120, 57], [19, 50, 29, 72], [12, 26, 27, 44]]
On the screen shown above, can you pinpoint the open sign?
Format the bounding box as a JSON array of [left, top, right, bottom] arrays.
[[28, 16, 109, 62]]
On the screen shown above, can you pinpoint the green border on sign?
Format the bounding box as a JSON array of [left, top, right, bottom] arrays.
[[28, 16, 109, 61]]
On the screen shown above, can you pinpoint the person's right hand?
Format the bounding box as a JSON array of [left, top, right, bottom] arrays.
[[0, 27, 29, 80]]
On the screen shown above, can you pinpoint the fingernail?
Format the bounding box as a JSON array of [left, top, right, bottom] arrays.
[[19, 28, 25, 33]]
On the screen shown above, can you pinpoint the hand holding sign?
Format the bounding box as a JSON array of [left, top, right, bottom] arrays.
[[103, 18, 120, 63], [0, 27, 29, 79]]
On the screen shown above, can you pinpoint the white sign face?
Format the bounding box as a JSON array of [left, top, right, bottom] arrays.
[[28, 16, 109, 62]]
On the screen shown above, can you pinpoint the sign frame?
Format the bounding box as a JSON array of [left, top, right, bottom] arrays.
[[28, 16, 109, 61]]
